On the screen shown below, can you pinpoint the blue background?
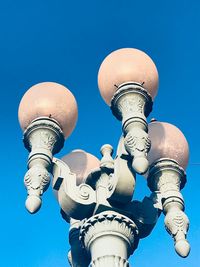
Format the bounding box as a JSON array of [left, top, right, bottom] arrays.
[[0, 0, 199, 266]]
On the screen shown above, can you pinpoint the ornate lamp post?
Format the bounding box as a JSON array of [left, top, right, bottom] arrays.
[[18, 48, 190, 266]]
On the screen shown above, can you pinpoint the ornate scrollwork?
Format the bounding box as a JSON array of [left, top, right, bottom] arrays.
[[122, 127, 151, 174], [24, 165, 51, 213], [23, 117, 65, 154], [52, 158, 96, 220], [78, 184, 91, 200], [91, 256, 129, 267], [164, 207, 190, 257], [124, 128, 151, 155], [165, 209, 189, 237], [110, 82, 153, 121], [80, 211, 139, 254], [156, 172, 180, 192], [24, 165, 50, 195], [29, 131, 57, 151], [117, 96, 144, 116]]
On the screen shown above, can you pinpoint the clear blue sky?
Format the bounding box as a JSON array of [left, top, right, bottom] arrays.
[[0, 0, 199, 266]]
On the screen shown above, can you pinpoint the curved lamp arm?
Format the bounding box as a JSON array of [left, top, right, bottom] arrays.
[[52, 158, 96, 220]]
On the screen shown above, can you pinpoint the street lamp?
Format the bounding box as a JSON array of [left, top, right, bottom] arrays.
[[18, 48, 190, 266]]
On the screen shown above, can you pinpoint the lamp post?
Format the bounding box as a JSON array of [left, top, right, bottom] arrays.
[[18, 48, 190, 266]]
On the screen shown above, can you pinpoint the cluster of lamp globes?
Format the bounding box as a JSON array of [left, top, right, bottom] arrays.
[[18, 48, 189, 256], [18, 47, 189, 168]]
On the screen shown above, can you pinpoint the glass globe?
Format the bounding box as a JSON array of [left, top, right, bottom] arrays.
[[18, 82, 78, 139], [98, 48, 159, 106], [148, 121, 189, 170]]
